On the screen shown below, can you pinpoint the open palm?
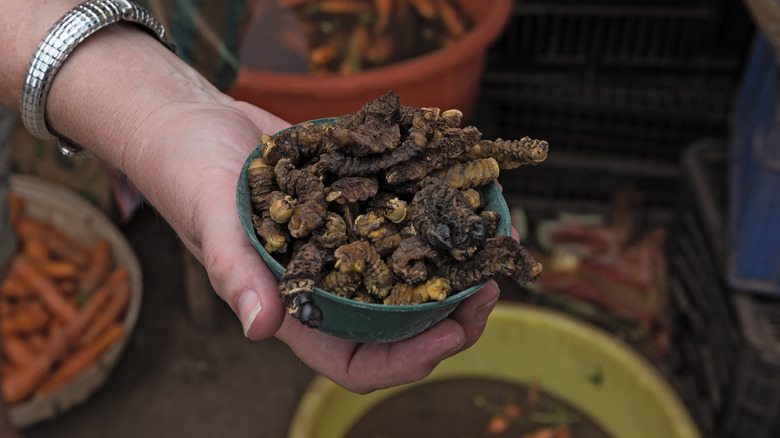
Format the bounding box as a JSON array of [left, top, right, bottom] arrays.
[[125, 97, 499, 394]]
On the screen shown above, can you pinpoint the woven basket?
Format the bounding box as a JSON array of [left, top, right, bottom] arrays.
[[6, 174, 143, 428]]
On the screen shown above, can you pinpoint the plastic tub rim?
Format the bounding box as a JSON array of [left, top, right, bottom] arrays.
[[288, 302, 701, 438]]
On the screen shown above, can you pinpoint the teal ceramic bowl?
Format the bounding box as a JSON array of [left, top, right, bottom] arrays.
[[237, 118, 511, 343]]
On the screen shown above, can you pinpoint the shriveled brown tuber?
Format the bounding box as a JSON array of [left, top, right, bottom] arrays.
[[248, 91, 545, 328], [278, 243, 324, 327]]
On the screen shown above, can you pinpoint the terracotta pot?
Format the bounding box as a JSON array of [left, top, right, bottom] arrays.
[[227, 0, 513, 124]]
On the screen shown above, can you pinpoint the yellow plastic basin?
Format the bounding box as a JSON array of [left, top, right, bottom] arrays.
[[288, 302, 700, 438]]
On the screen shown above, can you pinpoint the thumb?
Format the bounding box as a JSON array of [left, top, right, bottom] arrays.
[[198, 189, 286, 340]]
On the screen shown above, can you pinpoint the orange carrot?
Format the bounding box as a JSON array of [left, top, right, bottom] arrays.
[[521, 427, 556, 438], [1, 301, 50, 336], [47, 289, 111, 362], [373, 0, 393, 33], [2, 336, 37, 368], [42, 260, 80, 280], [80, 271, 131, 346], [486, 415, 510, 435], [35, 323, 123, 397], [46, 268, 126, 358], [57, 280, 77, 296], [503, 401, 521, 418], [309, 43, 338, 66], [318, 0, 372, 14], [408, 0, 437, 19], [555, 425, 573, 438], [78, 238, 112, 294], [8, 194, 23, 228], [12, 256, 77, 321], [43, 233, 90, 268], [2, 355, 52, 404], [25, 334, 49, 356], [279, 0, 315, 7], [436, 0, 466, 37], [0, 301, 12, 318], [47, 317, 66, 339], [0, 276, 29, 298], [22, 237, 49, 269], [1, 364, 14, 378], [14, 217, 48, 241]]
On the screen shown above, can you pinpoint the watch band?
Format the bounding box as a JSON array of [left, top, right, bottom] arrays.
[[20, 0, 178, 158]]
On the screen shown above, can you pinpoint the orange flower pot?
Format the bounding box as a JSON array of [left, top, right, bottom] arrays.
[[227, 0, 513, 124]]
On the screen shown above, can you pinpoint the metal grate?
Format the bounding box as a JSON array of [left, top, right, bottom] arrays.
[[478, 73, 733, 173], [720, 296, 780, 438], [663, 140, 742, 437], [473, 0, 753, 217], [489, 0, 752, 77]]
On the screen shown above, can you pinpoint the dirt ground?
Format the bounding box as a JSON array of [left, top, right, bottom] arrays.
[[14, 188, 696, 438], [12, 203, 544, 438], [21, 204, 317, 438]]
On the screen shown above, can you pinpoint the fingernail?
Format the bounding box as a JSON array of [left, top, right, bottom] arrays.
[[238, 290, 262, 337], [434, 335, 466, 364], [476, 297, 499, 326]]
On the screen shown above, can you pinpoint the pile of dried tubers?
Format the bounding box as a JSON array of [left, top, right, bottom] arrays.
[[247, 91, 546, 327]]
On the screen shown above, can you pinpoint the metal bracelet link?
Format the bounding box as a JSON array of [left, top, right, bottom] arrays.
[[20, 0, 177, 158]]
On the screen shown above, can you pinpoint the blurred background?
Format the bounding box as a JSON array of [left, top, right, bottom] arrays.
[[3, 0, 780, 437]]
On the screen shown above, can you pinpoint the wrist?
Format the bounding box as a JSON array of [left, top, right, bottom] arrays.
[[0, 0, 82, 109], [20, 0, 179, 158], [44, 22, 224, 169]]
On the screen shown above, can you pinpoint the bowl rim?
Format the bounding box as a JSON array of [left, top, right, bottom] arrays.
[[287, 302, 701, 438]]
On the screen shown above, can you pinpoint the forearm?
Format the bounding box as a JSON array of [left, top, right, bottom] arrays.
[[3, 1, 219, 166], [0, 1, 233, 234], [0, 1, 77, 108]]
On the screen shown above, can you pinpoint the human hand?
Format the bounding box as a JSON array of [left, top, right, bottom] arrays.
[[33, 23, 505, 394], [271, 281, 499, 393], [132, 97, 501, 394]]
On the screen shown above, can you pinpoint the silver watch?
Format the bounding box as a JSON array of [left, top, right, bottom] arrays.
[[20, 0, 177, 158]]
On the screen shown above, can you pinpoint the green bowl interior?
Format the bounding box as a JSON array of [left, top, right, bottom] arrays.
[[237, 118, 511, 343]]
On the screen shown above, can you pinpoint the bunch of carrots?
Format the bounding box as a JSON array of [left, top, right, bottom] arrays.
[[0, 193, 131, 405], [482, 381, 574, 438], [277, 0, 471, 75]]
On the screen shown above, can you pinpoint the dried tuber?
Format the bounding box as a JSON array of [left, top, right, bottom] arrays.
[[463, 137, 549, 169], [278, 243, 324, 327], [247, 91, 545, 328], [411, 176, 488, 252], [334, 241, 393, 299]]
